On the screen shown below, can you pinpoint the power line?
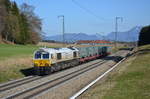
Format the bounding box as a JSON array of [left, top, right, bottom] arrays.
[[72, 0, 106, 21]]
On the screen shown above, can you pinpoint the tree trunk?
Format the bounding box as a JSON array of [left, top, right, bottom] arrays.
[[0, 35, 2, 42]]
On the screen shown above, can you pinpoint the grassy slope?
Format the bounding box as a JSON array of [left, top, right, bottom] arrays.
[[80, 45, 150, 99], [104, 47, 150, 99], [0, 44, 39, 83], [0, 64, 30, 83]]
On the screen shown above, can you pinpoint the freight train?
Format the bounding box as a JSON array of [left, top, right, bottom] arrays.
[[33, 46, 111, 75]]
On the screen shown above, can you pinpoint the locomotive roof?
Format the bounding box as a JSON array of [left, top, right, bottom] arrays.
[[35, 47, 78, 54]]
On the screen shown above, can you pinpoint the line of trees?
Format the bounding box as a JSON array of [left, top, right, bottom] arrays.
[[0, 0, 42, 44], [138, 25, 150, 46]]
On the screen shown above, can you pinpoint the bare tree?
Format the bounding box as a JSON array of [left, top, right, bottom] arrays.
[[20, 3, 42, 44]]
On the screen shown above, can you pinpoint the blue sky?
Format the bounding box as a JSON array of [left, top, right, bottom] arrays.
[[12, 0, 150, 36]]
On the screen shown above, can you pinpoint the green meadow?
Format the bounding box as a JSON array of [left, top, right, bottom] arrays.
[[0, 44, 39, 60]]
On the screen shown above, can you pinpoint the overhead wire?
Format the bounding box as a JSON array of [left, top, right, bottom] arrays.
[[72, 0, 107, 22]]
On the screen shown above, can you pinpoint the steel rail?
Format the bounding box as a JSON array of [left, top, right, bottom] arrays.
[[6, 60, 106, 99]]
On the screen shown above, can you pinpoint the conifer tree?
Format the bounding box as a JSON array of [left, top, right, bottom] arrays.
[[11, 1, 21, 43]]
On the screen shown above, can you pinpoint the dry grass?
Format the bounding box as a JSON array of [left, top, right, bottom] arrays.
[[0, 44, 37, 83], [0, 56, 33, 83], [79, 44, 150, 99], [0, 56, 32, 70], [79, 56, 136, 99], [0, 44, 38, 83]]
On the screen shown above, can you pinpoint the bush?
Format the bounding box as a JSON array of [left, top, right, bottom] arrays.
[[138, 25, 150, 46]]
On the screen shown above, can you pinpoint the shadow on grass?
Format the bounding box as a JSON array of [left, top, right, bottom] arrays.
[[138, 49, 150, 52], [138, 49, 150, 56], [20, 67, 35, 76]]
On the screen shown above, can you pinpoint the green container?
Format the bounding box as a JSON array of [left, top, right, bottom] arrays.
[[78, 46, 111, 58], [88, 47, 93, 56], [78, 47, 88, 58], [98, 46, 102, 54]]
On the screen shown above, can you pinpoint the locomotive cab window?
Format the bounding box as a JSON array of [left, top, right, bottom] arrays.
[[51, 54, 54, 59], [73, 51, 77, 58], [57, 53, 62, 60], [35, 53, 41, 59], [43, 53, 49, 59]]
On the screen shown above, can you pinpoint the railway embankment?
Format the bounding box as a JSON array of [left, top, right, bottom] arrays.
[[79, 45, 150, 99]]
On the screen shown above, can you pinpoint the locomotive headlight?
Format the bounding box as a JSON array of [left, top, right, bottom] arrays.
[[45, 63, 49, 66], [33, 60, 39, 66]]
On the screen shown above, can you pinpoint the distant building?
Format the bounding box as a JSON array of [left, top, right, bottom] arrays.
[[77, 40, 112, 46]]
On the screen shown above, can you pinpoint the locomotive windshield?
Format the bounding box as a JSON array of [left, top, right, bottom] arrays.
[[34, 51, 49, 59], [35, 52, 41, 59], [43, 53, 49, 59]]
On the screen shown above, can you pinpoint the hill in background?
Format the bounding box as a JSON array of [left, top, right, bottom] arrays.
[[44, 26, 142, 43], [106, 26, 142, 42]]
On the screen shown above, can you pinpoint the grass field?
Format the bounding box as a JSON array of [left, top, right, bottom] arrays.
[[0, 44, 39, 60], [0, 42, 79, 60], [0, 44, 40, 83], [80, 44, 150, 99]]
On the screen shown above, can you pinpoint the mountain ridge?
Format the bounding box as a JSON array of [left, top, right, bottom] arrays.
[[43, 26, 142, 42]]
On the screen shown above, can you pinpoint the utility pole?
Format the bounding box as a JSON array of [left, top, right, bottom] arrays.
[[58, 15, 65, 47], [115, 17, 123, 50]]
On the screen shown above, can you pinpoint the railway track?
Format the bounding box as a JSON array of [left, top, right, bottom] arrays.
[[0, 59, 103, 91], [5, 60, 106, 99], [0, 76, 41, 92], [0, 59, 105, 99]]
